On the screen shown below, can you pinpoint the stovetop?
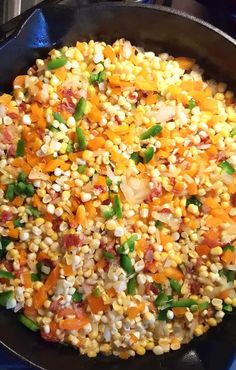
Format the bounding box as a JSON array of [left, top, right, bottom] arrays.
[[0, 0, 236, 369]]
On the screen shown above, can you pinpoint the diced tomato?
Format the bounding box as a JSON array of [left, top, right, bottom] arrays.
[[94, 185, 106, 194], [7, 144, 16, 157], [63, 234, 82, 248], [231, 193, 236, 207], [52, 217, 62, 232], [0, 210, 14, 222], [145, 183, 162, 203], [40, 330, 59, 343], [18, 102, 27, 112], [50, 298, 63, 313], [7, 112, 18, 121]]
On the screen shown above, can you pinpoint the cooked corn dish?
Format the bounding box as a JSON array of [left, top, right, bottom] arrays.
[[0, 39, 236, 358]]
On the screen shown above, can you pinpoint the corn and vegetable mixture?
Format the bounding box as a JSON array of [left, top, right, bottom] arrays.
[[0, 39, 236, 358]]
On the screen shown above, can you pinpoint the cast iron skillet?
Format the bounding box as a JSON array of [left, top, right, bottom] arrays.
[[0, 2, 236, 369]]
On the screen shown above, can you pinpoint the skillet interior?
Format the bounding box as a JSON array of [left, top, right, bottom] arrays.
[[0, 3, 236, 369]]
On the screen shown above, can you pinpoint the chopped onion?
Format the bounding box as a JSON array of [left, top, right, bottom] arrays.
[[123, 41, 132, 59], [114, 280, 127, 293], [14, 301, 23, 312], [154, 104, 175, 123], [41, 265, 51, 275], [78, 89, 87, 99], [29, 168, 49, 181], [106, 166, 117, 183], [0, 104, 6, 118], [225, 264, 236, 271], [120, 175, 150, 204]]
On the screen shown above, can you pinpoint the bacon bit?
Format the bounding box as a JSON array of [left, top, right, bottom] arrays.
[[94, 185, 106, 194], [145, 183, 162, 203], [144, 247, 154, 272], [52, 217, 62, 232], [7, 144, 16, 157], [58, 100, 75, 114], [189, 280, 201, 295], [61, 89, 74, 99], [7, 112, 18, 120], [145, 282, 160, 295], [18, 102, 27, 113], [170, 178, 176, 187], [199, 135, 210, 144], [231, 193, 236, 207], [102, 199, 111, 205], [63, 234, 82, 248], [36, 128, 45, 140], [217, 151, 227, 162], [3, 260, 14, 272], [114, 115, 122, 125], [161, 208, 172, 214], [0, 210, 14, 222], [50, 298, 63, 313]]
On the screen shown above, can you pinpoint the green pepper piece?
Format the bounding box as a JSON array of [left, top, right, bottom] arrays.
[[186, 196, 202, 208], [230, 128, 236, 137], [17, 172, 27, 183], [5, 184, 15, 201], [0, 290, 14, 307], [130, 152, 142, 165], [188, 99, 196, 110], [89, 71, 106, 85], [76, 127, 87, 151], [219, 160, 235, 175], [16, 139, 25, 157], [47, 57, 67, 70], [178, 263, 186, 274], [103, 250, 115, 260], [223, 304, 233, 313], [92, 287, 101, 297], [77, 165, 86, 174], [113, 194, 122, 219], [31, 273, 41, 282], [198, 301, 209, 311], [48, 125, 59, 132], [72, 291, 83, 303], [221, 268, 235, 282], [19, 314, 39, 332], [0, 236, 12, 260], [106, 177, 112, 187], [158, 309, 168, 321], [155, 220, 163, 229], [122, 235, 138, 253], [13, 219, 24, 228], [140, 124, 162, 140], [170, 279, 182, 294], [66, 141, 74, 153], [144, 147, 154, 163], [0, 270, 14, 279], [154, 293, 170, 308], [74, 97, 86, 121], [27, 206, 40, 218], [25, 183, 35, 197], [53, 112, 66, 124], [14, 182, 26, 195], [172, 298, 197, 308], [120, 255, 133, 275], [101, 206, 115, 220], [127, 276, 137, 295], [223, 244, 234, 252]]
